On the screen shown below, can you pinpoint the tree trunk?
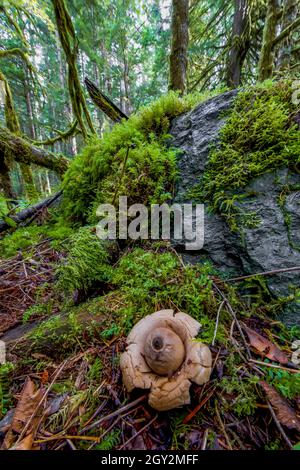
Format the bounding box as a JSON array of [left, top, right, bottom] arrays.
[[169, 0, 189, 94], [258, 0, 281, 81], [0, 156, 15, 199], [19, 163, 38, 200], [51, 0, 96, 139], [226, 0, 250, 88], [0, 127, 69, 175], [277, 0, 298, 70], [24, 67, 36, 139]]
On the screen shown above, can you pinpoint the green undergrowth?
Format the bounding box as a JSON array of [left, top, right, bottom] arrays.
[[25, 241, 299, 356], [55, 226, 113, 295], [27, 245, 230, 353], [0, 363, 15, 419], [61, 90, 222, 225], [189, 80, 300, 231], [0, 220, 74, 259]]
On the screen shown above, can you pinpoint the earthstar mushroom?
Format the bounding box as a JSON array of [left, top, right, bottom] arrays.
[[120, 309, 212, 411]]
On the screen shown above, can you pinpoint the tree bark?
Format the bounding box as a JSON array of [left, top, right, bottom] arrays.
[[51, 0, 96, 139], [258, 0, 281, 81], [277, 0, 298, 70], [0, 127, 69, 175], [169, 0, 189, 94], [226, 0, 250, 88]]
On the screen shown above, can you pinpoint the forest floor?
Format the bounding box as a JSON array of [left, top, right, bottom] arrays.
[[0, 236, 300, 451]]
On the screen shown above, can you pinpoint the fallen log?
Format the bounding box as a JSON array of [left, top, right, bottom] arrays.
[[0, 190, 63, 234], [85, 77, 129, 123], [0, 127, 69, 175]]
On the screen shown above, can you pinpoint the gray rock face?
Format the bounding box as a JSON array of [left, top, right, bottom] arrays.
[[169, 91, 300, 326]]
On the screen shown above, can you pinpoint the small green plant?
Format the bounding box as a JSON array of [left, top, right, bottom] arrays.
[[0, 363, 15, 419], [94, 430, 121, 450], [87, 357, 103, 383], [266, 368, 300, 399], [100, 323, 121, 340], [23, 302, 54, 323]]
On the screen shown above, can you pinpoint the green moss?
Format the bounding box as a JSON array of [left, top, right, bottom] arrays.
[[189, 80, 300, 230], [0, 221, 74, 259], [55, 226, 112, 295], [61, 91, 214, 225]]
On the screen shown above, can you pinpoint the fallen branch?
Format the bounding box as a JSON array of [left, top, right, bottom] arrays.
[[0, 190, 62, 233], [85, 77, 129, 122], [227, 266, 300, 282], [119, 414, 157, 450], [80, 394, 147, 434]]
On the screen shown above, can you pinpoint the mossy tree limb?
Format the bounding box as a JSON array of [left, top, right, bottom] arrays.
[[30, 119, 80, 146], [0, 127, 69, 176], [51, 0, 96, 139], [85, 77, 128, 123], [0, 70, 38, 199]]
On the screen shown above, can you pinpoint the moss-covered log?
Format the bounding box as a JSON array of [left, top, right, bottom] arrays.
[[0, 127, 69, 175], [51, 0, 95, 139]]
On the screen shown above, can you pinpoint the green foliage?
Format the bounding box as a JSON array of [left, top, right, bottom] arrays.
[[189, 81, 300, 230], [170, 414, 192, 450], [86, 357, 103, 383], [100, 323, 121, 340], [0, 226, 43, 258], [55, 227, 112, 294], [94, 430, 121, 450], [0, 222, 74, 259], [22, 302, 53, 323], [0, 363, 15, 419], [219, 374, 259, 417], [219, 353, 260, 416], [266, 368, 300, 399]]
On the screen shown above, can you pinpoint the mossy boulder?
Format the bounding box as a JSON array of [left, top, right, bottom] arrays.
[[169, 83, 300, 326]]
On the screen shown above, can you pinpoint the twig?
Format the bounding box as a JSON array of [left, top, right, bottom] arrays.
[[227, 266, 300, 282], [14, 359, 68, 445], [212, 300, 225, 346], [66, 439, 77, 450], [80, 394, 148, 434], [267, 401, 293, 450], [249, 359, 300, 373], [87, 416, 121, 450], [213, 282, 251, 360], [118, 414, 157, 450], [201, 428, 209, 450], [215, 402, 232, 450]]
